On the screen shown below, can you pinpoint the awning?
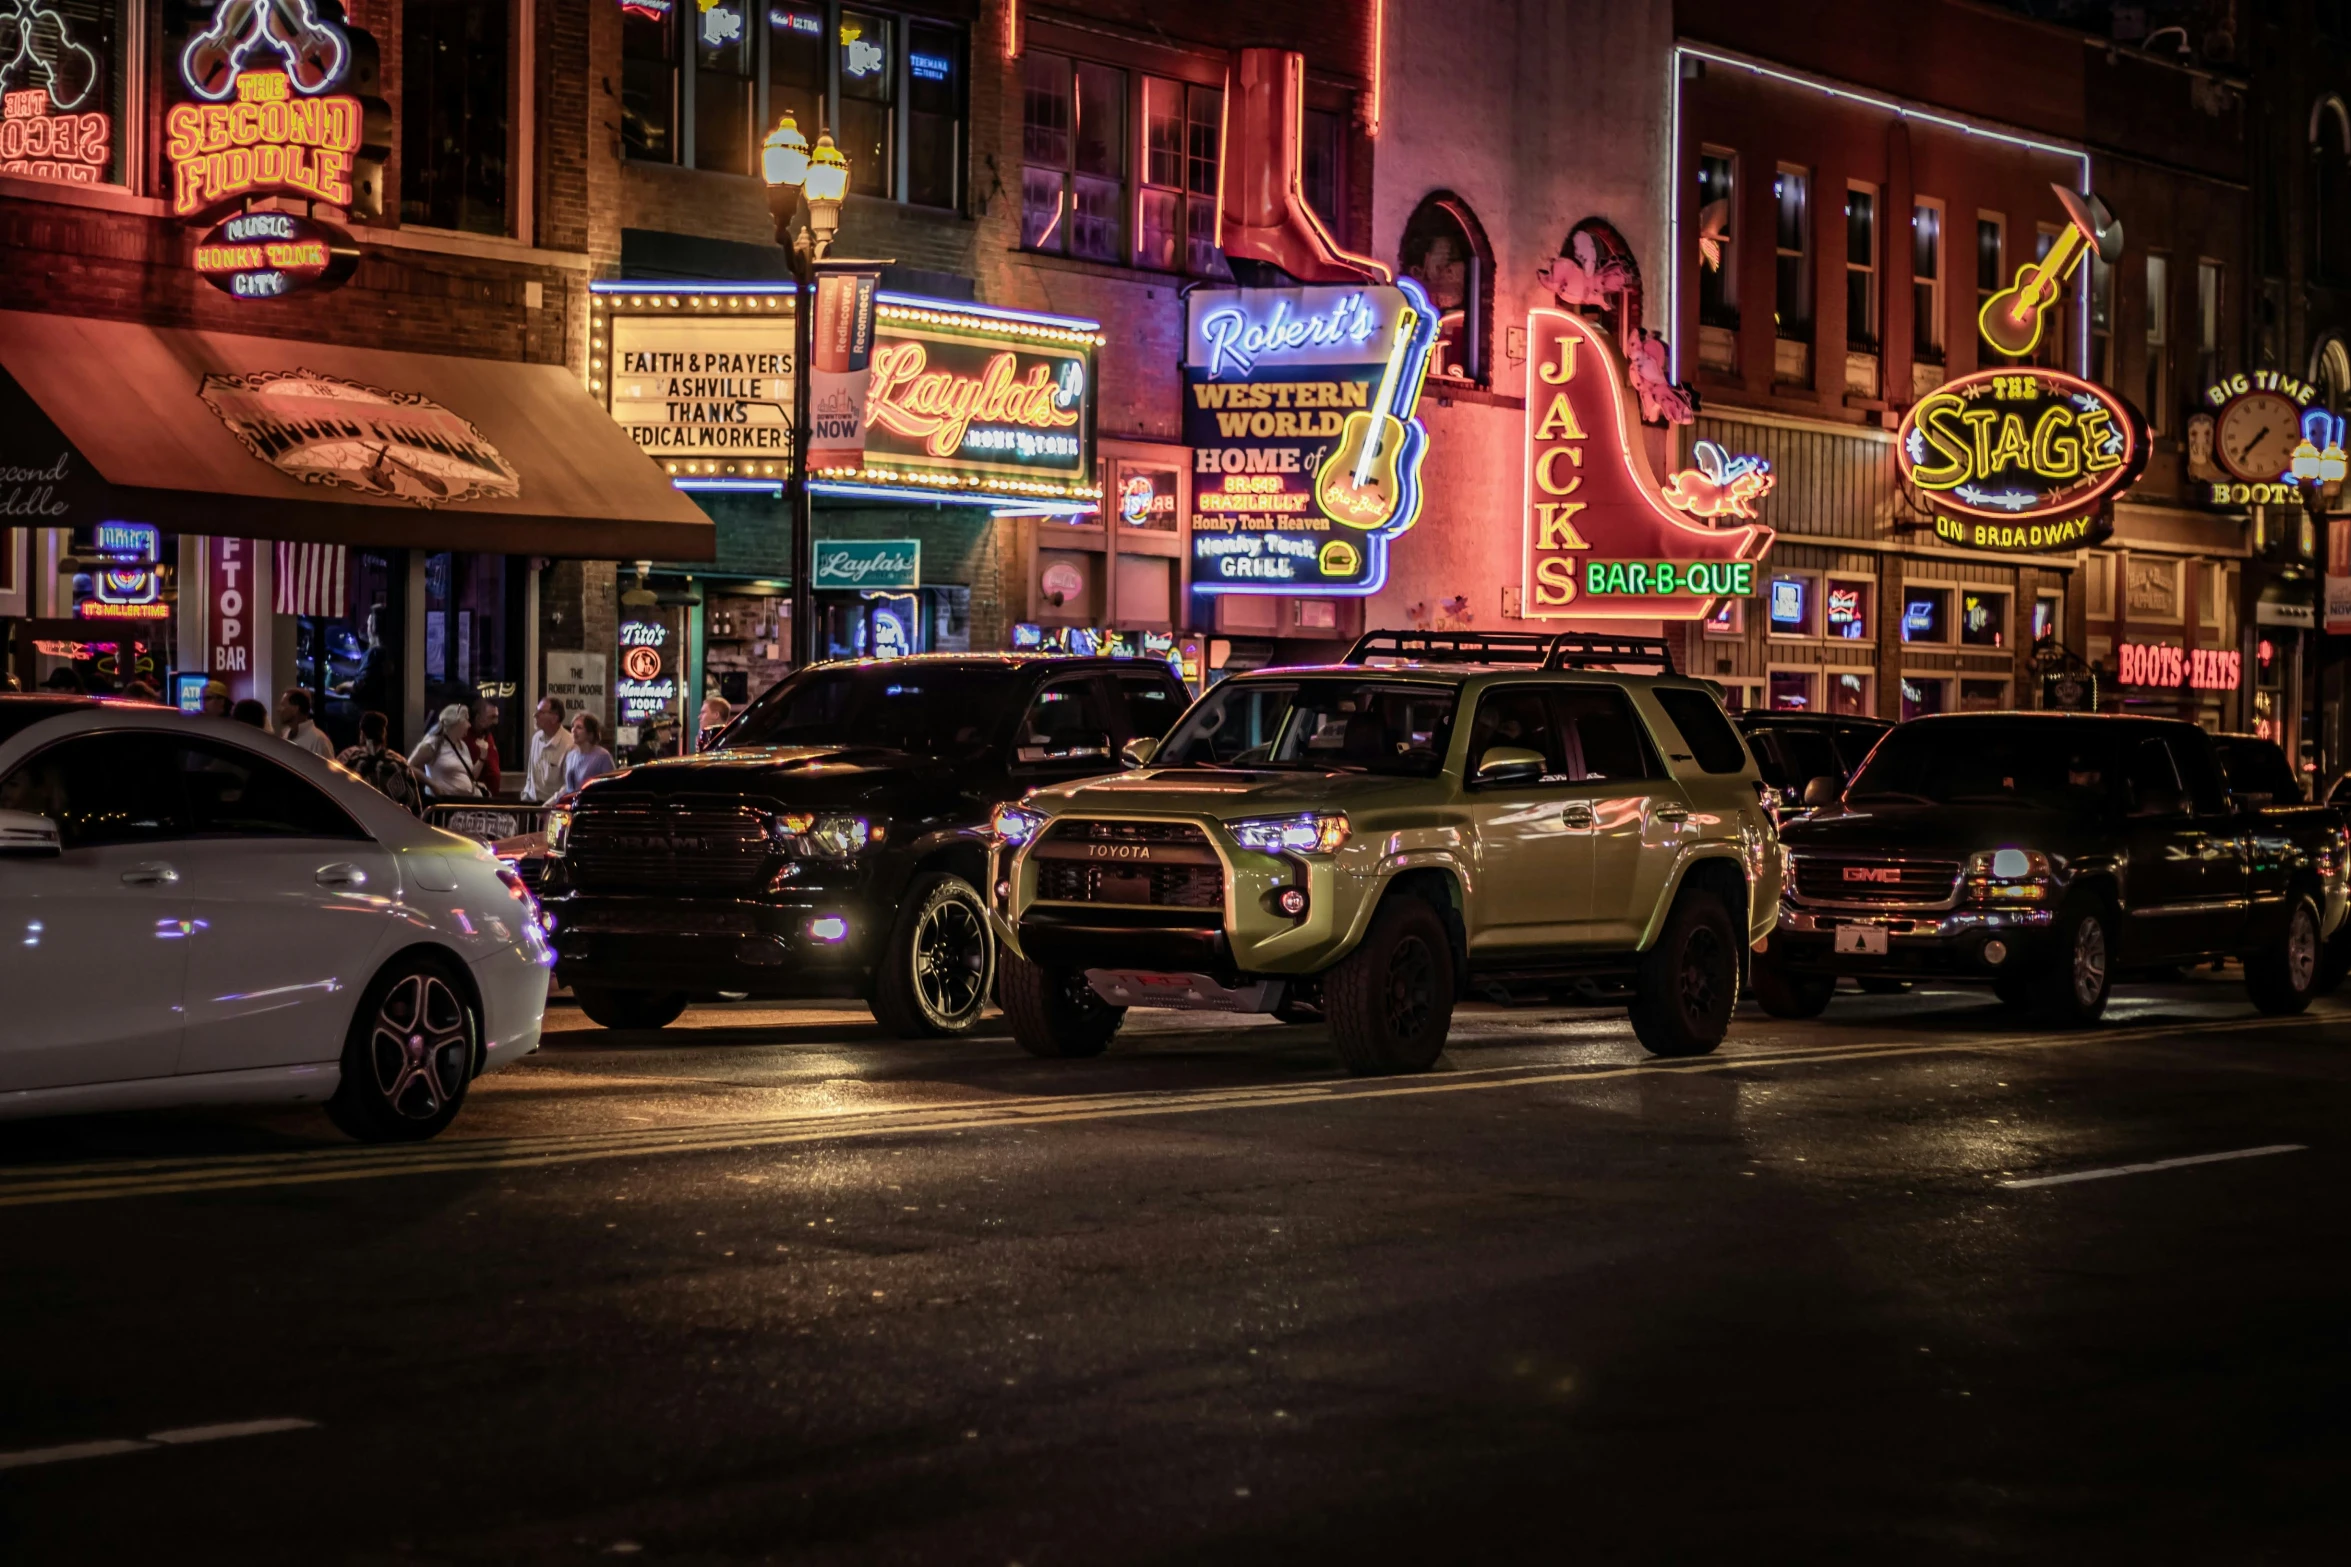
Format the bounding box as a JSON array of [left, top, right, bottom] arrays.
[[0, 310, 713, 560]]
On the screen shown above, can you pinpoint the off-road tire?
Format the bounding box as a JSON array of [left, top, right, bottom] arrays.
[[326, 952, 477, 1143], [1000, 953, 1124, 1058], [1629, 891, 1738, 1057], [1751, 954, 1834, 1019], [1324, 897, 1455, 1075], [575, 987, 690, 1030], [869, 872, 994, 1038], [2030, 898, 2112, 1027], [2245, 892, 2322, 1016]]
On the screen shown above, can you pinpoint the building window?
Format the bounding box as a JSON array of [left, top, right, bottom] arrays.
[[2086, 553, 2114, 618], [1704, 597, 1745, 636], [1774, 165, 1811, 340], [1912, 199, 1943, 361], [1975, 214, 2004, 331], [402, 2, 514, 233], [1768, 670, 1816, 710], [1402, 195, 1490, 384], [0, 0, 123, 188], [2041, 224, 2082, 374], [629, 3, 964, 206], [1845, 182, 1878, 351], [1824, 578, 1872, 641], [1139, 76, 1227, 277], [1959, 589, 2008, 648], [1900, 675, 1947, 722], [1697, 150, 1738, 329], [2196, 260, 2222, 393], [1022, 53, 1125, 262], [2144, 253, 2171, 431], [1767, 572, 1816, 637], [1829, 672, 1872, 717], [1900, 585, 1951, 643], [2034, 591, 2063, 643], [1303, 108, 1344, 233]]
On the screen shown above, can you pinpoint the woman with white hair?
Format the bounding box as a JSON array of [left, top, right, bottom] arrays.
[[407, 702, 484, 800]]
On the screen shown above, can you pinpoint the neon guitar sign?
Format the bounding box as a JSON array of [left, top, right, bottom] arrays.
[[1979, 184, 2122, 360]]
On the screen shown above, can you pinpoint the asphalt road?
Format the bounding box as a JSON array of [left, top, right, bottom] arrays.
[[3, 971, 2347, 1564]]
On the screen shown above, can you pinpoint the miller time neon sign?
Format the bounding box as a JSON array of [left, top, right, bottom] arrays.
[[1896, 367, 2147, 554]]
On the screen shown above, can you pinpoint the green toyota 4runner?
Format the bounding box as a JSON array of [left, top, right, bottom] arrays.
[[987, 631, 1783, 1073]]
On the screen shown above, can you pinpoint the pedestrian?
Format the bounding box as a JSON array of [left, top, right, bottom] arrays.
[[468, 697, 504, 795], [231, 699, 269, 728], [277, 688, 335, 758], [697, 694, 733, 751], [522, 696, 572, 802], [337, 711, 423, 814], [408, 702, 484, 799], [563, 711, 617, 792], [121, 678, 162, 704], [199, 679, 230, 718]]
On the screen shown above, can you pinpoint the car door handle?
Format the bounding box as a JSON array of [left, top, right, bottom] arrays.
[[1558, 803, 1597, 828], [315, 862, 369, 890], [1653, 803, 1691, 823], [121, 862, 179, 887]]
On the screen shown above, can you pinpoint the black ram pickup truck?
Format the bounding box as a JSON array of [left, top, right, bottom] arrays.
[[538, 654, 1191, 1033], [1755, 712, 2349, 1023]]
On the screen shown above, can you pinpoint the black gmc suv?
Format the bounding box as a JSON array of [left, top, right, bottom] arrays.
[[1755, 713, 2349, 1024], [538, 655, 1191, 1033]]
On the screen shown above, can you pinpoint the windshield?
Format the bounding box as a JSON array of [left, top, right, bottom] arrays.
[[1845, 720, 2121, 810], [719, 665, 1017, 753], [2214, 738, 2304, 802], [1156, 678, 1457, 776]]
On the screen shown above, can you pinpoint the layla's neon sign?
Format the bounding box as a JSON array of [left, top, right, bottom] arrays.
[[1521, 308, 1772, 619], [166, 67, 360, 218], [1896, 367, 2146, 536], [1191, 290, 1384, 380], [863, 341, 1081, 460]]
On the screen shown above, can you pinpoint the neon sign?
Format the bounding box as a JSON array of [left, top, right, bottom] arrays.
[[1978, 186, 2119, 360], [1182, 281, 1437, 595], [1662, 440, 1774, 520], [1521, 308, 1772, 619], [1896, 367, 2146, 551], [1826, 585, 1866, 639], [180, 0, 347, 101], [0, 85, 109, 184], [193, 209, 356, 298], [166, 68, 360, 219], [2117, 642, 2240, 692], [0, 0, 114, 185], [864, 342, 1080, 460]]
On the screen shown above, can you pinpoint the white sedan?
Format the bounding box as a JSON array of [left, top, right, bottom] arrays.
[[0, 696, 549, 1140]]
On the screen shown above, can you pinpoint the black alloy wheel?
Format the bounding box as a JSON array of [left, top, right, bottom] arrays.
[[1325, 896, 1456, 1075], [2246, 893, 2322, 1016], [1629, 890, 1738, 1057], [2030, 900, 2111, 1026], [872, 872, 996, 1038], [327, 955, 476, 1142]]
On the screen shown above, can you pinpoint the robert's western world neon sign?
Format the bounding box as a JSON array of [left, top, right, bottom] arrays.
[[1520, 309, 1773, 620], [1182, 281, 1438, 595], [1896, 367, 2147, 554]]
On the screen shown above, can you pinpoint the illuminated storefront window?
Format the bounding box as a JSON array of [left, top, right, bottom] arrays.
[[1825, 578, 1871, 641], [0, 0, 121, 188], [1901, 586, 1951, 643], [1959, 589, 2008, 648]]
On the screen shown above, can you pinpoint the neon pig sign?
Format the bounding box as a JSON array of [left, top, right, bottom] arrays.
[[1521, 309, 1773, 618]]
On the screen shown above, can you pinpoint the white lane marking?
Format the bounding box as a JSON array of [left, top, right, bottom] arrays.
[[0, 1418, 315, 1471], [2000, 1144, 2308, 1189]]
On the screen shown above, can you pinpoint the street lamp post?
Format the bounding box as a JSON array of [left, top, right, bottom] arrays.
[[763, 114, 850, 670]]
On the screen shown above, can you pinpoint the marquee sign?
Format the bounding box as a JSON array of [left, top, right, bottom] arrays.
[[193, 209, 356, 298], [1520, 309, 1772, 618], [1180, 280, 1437, 595], [594, 290, 1102, 504], [199, 368, 521, 507], [1895, 367, 2146, 553]]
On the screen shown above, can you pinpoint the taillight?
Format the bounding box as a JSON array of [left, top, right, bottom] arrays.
[[495, 862, 533, 906]]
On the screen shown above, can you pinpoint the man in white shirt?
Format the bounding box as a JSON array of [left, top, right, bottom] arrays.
[[523, 697, 573, 802], [276, 688, 336, 758]]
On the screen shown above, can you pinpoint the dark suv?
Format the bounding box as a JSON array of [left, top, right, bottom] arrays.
[[1757, 713, 2349, 1023], [538, 655, 1191, 1034], [1736, 711, 1892, 815]]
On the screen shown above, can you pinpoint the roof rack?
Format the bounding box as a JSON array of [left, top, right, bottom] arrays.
[[1542, 633, 1677, 674], [1341, 630, 1558, 666]]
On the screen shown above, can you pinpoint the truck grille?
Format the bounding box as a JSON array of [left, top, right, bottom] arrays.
[[1034, 819, 1223, 909], [1790, 854, 1962, 906], [566, 801, 771, 892]]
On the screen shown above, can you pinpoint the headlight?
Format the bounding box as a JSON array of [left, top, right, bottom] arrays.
[[991, 803, 1046, 846], [769, 812, 873, 860], [544, 807, 571, 856], [1966, 848, 2055, 902], [1229, 812, 1350, 855]]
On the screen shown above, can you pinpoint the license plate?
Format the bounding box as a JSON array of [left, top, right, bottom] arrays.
[[1095, 870, 1153, 903], [1835, 924, 1890, 956]]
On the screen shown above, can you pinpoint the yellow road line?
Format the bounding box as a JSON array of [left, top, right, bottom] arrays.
[[0, 1011, 2328, 1209]]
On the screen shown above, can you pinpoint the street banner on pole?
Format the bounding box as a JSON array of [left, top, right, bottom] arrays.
[[808, 267, 881, 471]]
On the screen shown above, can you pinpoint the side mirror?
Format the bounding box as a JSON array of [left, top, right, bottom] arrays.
[[0, 810, 62, 857], [1801, 775, 1841, 808], [2131, 786, 2185, 819], [1473, 746, 1546, 787], [1120, 735, 1160, 769]]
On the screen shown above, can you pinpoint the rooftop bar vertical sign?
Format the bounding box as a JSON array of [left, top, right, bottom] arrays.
[[210, 537, 258, 702], [1182, 281, 1437, 594]]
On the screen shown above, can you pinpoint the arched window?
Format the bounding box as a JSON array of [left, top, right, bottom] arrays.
[[2310, 97, 2351, 283], [1400, 193, 1493, 385]]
